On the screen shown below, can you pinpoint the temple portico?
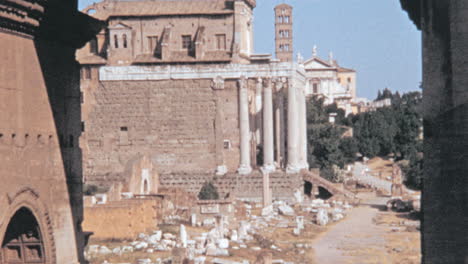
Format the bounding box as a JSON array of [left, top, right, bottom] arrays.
[[93, 63, 308, 176]]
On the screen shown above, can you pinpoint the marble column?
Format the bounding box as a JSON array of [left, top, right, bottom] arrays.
[[287, 79, 300, 173], [274, 79, 286, 168], [262, 78, 275, 173], [255, 78, 263, 145], [238, 76, 252, 175], [298, 86, 309, 170]]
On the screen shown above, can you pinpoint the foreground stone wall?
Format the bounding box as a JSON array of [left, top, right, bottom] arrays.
[[0, 1, 100, 263], [401, 0, 468, 262]]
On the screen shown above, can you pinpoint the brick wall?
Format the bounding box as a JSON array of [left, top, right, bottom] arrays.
[[83, 78, 238, 184]]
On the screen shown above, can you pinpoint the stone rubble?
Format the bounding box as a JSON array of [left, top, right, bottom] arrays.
[[86, 194, 354, 264]]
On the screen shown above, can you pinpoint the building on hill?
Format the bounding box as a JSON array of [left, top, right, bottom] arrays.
[[77, 0, 310, 199], [300, 46, 357, 116]]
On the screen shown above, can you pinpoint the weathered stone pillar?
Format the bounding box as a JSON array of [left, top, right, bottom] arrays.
[[238, 76, 252, 175], [212, 77, 227, 176], [274, 79, 286, 168], [287, 79, 300, 173], [255, 77, 263, 145], [298, 85, 309, 170], [262, 78, 275, 173]]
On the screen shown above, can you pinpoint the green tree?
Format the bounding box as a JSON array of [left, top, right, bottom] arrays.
[[306, 96, 356, 182]]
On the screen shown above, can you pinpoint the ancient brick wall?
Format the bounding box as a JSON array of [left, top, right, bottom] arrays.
[[83, 78, 246, 185], [83, 198, 162, 240]]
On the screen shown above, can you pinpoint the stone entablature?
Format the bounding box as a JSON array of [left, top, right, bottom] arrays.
[[99, 63, 307, 83]]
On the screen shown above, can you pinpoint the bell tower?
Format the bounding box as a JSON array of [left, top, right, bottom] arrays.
[[274, 3, 293, 62]]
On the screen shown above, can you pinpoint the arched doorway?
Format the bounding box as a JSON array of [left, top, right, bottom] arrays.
[[304, 181, 313, 197], [1, 207, 46, 264], [317, 186, 333, 200]]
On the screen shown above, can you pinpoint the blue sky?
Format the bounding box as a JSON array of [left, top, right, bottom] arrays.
[[78, 0, 422, 99]]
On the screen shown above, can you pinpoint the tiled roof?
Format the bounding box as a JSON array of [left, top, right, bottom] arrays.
[[337, 66, 355, 73], [77, 54, 108, 65], [83, 0, 235, 20]]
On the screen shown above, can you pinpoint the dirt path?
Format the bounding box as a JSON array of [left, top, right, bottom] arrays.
[[312, 193, 392, 264]]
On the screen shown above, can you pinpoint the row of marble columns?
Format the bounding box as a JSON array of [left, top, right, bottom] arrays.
[[237, 76, 308, 175]]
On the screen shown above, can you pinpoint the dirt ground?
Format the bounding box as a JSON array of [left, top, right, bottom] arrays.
[[312, 192, 420, 264]]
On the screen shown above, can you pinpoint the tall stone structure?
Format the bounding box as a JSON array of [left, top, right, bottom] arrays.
[[77, 0, 309, 199], [0, 0, 100, 263], [274, 4, 293, 62], [401, 0, 468, 263]]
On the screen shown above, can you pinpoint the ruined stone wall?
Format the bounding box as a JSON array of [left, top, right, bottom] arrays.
[[83, 198, 162, 240], [401, 0, 468, 262]]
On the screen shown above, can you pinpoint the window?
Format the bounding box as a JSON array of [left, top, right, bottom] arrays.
[[348, 77, 352, 83], [182, 35, 192, 49], [279, 30, 284, 37], [147, 36, 158, 53], [284, 44, 290, 51], [313, 83, 318, 94], [89, 38, 98, 54], [120, 126, 128, 131], [223, 140, 231, 149], [279, 44, 284, 51], [285, 30, 289, 38], [114, 34, 119, 48], [123, 34, 128, 48], [277, 16, 283, 23], [216, 34, 226, 50], [285, 16, 290, 23], [81, 67, 91, 80]]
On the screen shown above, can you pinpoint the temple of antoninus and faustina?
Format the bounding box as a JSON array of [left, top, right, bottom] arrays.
[[77, 0, 310, 198]]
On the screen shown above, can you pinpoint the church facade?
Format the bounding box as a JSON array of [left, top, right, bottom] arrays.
[[301, 48, 357, 116]]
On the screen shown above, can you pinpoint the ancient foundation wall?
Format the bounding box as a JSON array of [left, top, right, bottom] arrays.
[[160, 171, 303, 200]]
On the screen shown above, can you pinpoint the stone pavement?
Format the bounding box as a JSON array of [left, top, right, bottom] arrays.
[[352, 162, 392, 193]]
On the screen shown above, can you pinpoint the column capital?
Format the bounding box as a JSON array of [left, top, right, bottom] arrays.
[[238, 75, 248, 89], [262, 77, 272, 88], [211, 75, 225, 90]]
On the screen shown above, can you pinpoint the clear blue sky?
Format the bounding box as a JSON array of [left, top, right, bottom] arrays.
[[78, 0, 422, 99]]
